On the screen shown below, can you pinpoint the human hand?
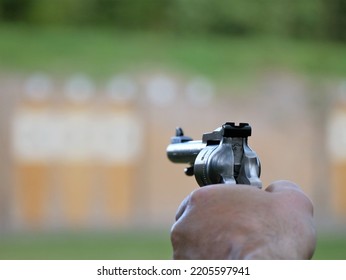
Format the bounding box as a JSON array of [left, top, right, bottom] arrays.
[[171, 180, 316, 259]]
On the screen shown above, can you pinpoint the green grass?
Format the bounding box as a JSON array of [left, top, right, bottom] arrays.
[[313, 234, 346, 260], [0, 231, 345, 260], [0, 231, 172, 260], [0, 24, 345, 85]]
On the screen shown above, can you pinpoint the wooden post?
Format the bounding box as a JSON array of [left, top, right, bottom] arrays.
[[328, 97, 346, 218]]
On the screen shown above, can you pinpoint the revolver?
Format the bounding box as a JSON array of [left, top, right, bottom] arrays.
[[166, 122, 262, 188]]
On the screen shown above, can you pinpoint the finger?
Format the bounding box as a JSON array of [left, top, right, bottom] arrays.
[[174, 186, 215, 221], [175, 194, 191, 221]]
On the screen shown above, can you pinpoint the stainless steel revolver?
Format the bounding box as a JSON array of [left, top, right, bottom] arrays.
[[166, 122, 262, 188]]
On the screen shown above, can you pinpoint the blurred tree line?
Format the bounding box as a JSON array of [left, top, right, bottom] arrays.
[[0, 0, 345, 42]]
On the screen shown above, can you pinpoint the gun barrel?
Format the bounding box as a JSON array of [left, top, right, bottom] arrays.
[[166, 140, 206, 164]]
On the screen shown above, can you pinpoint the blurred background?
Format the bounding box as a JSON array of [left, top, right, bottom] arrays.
[[0, 0, 346, 259]]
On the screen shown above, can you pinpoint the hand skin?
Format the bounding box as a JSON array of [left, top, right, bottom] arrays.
[[171, 180, 316, 260]]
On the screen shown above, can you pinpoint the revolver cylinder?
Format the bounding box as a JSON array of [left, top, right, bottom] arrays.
[[166, 123, 262, 188]]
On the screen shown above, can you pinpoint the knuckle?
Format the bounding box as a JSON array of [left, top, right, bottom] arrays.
[[188, 187, 208, 205]]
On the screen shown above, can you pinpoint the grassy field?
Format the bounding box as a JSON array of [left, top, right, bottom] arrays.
[[0, 231, 172, 260], [0, 231, 345, 260], [313, 234, 346, 260], [1, 24, 346, 85]]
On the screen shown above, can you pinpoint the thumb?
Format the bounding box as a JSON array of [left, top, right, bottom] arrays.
[[265, 180, 314, 216], [265, 180, 302, 193]]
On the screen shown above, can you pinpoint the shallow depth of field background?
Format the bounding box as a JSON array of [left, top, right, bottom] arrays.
[[0, 0, 346, 259]]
